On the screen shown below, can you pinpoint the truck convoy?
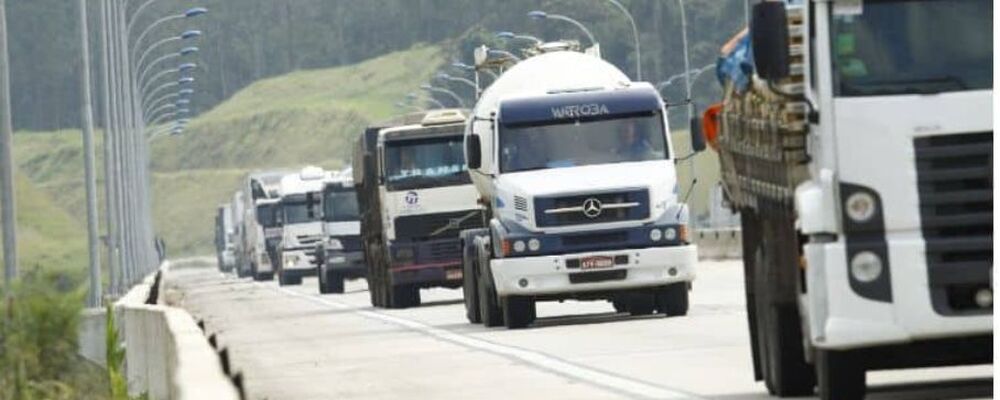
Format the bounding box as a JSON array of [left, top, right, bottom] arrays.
[[276, 166, 329, 286], [239, 170, 288, 281], [316, 169, 365, 294], [704, 2, 992, 398], [354, 110, 485, 308], [460, 48, 699, 329]]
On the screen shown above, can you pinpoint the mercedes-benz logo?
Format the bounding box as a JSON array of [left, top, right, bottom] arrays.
[[582, 198, 603, 218]]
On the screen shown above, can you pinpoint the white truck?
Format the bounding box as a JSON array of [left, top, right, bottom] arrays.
[[239, 170, 289, 281], [275, 166, 329, 286], [354, 110, 485, 308], [316, 170, 364, 294], [460, 49, 699, 329], [706, 1, 992, 398], [229, 190, 247, 275]]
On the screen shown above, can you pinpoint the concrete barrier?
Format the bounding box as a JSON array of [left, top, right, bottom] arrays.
[[78, 261, 241, 400], [693, 228, 743, 260]]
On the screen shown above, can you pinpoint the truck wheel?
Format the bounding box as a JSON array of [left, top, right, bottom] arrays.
[[462, 233, 482, 323], [755, 223, 815, 396], [254, 271, 273, 281], [612, 298, 629, 313], [476, 238, 503, 327], [318, 266, 330, 294], [327, 272, 345, 294], [388, 284, 420, 309], [502, 296, 535, 329], [816, 350, 865, 400], [655, 283, 689, 316], [628, 292, 656, 316], [278, 272, 300, 286], [741, 210, 764, 381]]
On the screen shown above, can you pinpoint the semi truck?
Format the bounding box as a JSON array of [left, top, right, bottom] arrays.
[[316, 170, 364, 294], [353, 109, 485, 308], [460, 49, 699, 329], [275, 166, 329, 286], [239, 170, 288, 280], [252, 197, 282, 281], [704, 2, 992, 398]]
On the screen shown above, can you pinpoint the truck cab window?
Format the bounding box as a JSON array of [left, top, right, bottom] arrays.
[[831, 0, 991, 96], [384, 135, 470, 191], [323, 188, 360, 222], [500, 112, 668, 173]]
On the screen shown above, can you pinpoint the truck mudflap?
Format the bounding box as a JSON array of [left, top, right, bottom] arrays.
[[489, 245, 696, 297]]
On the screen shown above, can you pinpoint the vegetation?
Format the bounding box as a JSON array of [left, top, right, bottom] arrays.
[[0, 272, 110, 400]]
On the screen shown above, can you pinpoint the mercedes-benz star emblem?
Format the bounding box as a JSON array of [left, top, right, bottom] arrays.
[[582, 198, 603, 218]]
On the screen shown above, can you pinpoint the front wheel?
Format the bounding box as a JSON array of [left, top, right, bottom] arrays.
[[502, 296, 535, 329], [816, 350, 865, 400], [462, 232, 483, 323], [278, 271, 302, 286], [476, 237, 503, 327], [655, 283, 689, 316]]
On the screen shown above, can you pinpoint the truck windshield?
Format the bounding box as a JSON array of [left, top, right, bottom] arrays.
[[500, 111, 668, 173], [385, 135, 470, 191], [256, 204, 280, 228], [831, 0, 991, 97], [282, 194, 321, 224], [323, 188, 359, 222]]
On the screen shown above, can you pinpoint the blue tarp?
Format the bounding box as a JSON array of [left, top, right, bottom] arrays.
[[716, 32, 754, 94]]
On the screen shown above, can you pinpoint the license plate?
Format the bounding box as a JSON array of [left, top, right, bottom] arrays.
[[580, 256, 614, 270], [446, 269, 463, 280]]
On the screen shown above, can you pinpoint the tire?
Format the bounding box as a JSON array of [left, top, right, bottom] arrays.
[[655, 283, 689, 316], [741, 211, 764, 381], [502, 296, 535, 329], [462, 232, 482, 323], [327, 271, 345, 294], [754, 213, 815, 396], [628, 292, 656, 316], [388, 284, 420, 309], [476, 238, 503, 327], [816, 350, 865, 400], [612, 298, 629, 313], [253, 271, 273, 282], [278, 271, 301, 286]]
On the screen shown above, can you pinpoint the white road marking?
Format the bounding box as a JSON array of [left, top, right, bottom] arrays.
[[271, 284, 706, 400]]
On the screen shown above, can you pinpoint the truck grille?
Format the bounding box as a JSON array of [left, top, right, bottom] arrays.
[[534, 189, 649, 227], [394, 209, 484, 241], [297, 235, 324, 246], [914, 132, 992, 315]]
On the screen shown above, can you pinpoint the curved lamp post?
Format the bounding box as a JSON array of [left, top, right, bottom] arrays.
[[452, 61, 498, 80], [601, 0, 642, 80], [406, 92, 446, 109], [131, 7, 206, 57], [487, 49, 522, 62], [135, 46, 198, 89], [420, 84, 466, 108], [495, 31, 542, 46], [528, 11, 597, 47], [134, 30, 200, 72]]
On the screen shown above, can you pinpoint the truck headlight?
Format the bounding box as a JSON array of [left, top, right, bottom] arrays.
[[528, 238, 541, 252], [845, 192, 877, 223], [850, 251, 883, 283], [650, 229, 663, 241], [513, 240, 526, 253], [663, 227, 677, 241]]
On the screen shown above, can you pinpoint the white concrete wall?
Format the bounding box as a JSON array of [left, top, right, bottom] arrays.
[[79, 261, 240, 400], [694, 228, 743, 260]]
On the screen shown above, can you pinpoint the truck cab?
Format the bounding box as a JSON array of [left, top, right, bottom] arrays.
[[216, 204, 236, 272], [252, 197, 282, 281], [462, 50, 698, 329], [708, 1, 992, 398], [276, 166, 328, 286], [354, 110, 485, 308], [316, 170, 365, 294], [240, 170, 288, 281]]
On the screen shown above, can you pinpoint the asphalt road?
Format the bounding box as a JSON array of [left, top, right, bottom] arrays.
[[164, 260, 992, 400]]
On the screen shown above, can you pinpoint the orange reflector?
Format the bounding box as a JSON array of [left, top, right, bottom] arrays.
[[501, 240, 512, 257]]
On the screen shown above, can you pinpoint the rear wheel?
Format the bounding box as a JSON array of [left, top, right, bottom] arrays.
[[655, 283, 689, 316], [612, 298, 629, 313], [278, 271, 301, 286], [816, 350, 865, 400], [628, 292, 656, 316], [753, 211, 815, 396], [462, 233, 483, 323], [388, 284, 420, 309], [253, 271, 273, 282], [476, 238, 503, 327], [502, 296, 535, 329]]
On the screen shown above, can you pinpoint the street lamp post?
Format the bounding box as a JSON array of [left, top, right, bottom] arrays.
[[435, 73, 479, 98], [528, 11, 598, 47], [406, 92, 446, 109], [78, 0, 103, 307], [602, 0, 642, 80], [0, 0, 16, 285], [420, 84, 466, 108], [495, 31, 542, 46]]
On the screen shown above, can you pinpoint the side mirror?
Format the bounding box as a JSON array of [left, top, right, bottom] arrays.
[[689, 116, 706, 153], [466, 134, 482, 170], [751, 2, 790, 80]]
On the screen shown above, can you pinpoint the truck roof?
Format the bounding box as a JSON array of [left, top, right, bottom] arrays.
[[498, 84, 661, 126], [380, 109, 467, 140], [279, 166, 329, 196]]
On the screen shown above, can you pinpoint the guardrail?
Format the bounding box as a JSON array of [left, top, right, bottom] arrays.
[[693, 227, 742, 260], [78, 260, 241, 400]]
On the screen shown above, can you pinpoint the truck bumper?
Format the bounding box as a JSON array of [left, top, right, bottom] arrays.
[[803, 237, 992, 351], [280, 249, 317, 276], [388, 239, 464, 287], [490, 245, 697, 297], [323, 251, 366, 278]]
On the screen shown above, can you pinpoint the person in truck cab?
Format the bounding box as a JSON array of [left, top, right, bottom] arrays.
[[616, 122, 658, 160]]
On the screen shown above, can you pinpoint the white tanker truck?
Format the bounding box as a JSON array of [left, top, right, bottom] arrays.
[[459, 49, 701, 329]]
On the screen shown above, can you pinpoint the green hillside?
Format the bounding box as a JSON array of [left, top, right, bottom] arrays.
[[152, 43, 445, 172]]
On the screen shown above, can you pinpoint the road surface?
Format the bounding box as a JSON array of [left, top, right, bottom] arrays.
[[164, 260, 992, 400]]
